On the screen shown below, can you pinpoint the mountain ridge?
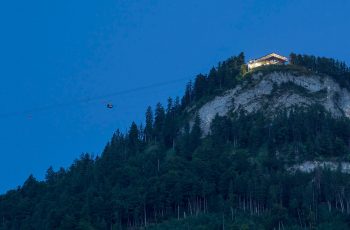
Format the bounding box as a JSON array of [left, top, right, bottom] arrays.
[[1, 53, 350, 229]]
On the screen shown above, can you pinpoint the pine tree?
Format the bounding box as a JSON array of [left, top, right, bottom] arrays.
[[144, 106, 154, 143], [128, 122, 139, 153], [182, 81, 193, 107], [193, 74, 208, 101], [166, 97, 173, 114], [153, 103, 165, 144], [45, 166, 56, 185]]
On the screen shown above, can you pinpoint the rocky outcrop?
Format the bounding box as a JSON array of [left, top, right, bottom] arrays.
[[288, 161, 350, 174], [196, 71, 350, 134]]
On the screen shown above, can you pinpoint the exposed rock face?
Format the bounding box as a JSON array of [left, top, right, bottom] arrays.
[[196, 71, 350, 134], [288, 161, 350, 174]]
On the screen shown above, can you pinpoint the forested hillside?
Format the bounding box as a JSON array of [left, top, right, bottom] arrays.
[[1, 53, 350, 230]]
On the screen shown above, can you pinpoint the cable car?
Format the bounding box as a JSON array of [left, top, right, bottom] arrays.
[[106, 103, 113, 109]]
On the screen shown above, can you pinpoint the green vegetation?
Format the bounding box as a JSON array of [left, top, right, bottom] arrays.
[[1, 53, 350, 229], [270, 81, 328, 100], [289, 53, 350, 89], [181, 52, 245, 109], [289, 53, 349, 76]]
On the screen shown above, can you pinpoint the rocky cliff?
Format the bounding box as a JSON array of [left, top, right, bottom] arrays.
[[194, 70, 350, 134]]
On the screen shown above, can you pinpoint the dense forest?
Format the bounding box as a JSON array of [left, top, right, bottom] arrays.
[[1, 53, 350, 229], [289, 53, 350, 89]]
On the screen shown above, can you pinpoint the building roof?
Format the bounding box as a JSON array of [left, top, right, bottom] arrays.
[[249, 53, 288, 63]]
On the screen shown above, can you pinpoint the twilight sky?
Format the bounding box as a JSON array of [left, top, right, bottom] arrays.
[[0, 0, 349, 193]]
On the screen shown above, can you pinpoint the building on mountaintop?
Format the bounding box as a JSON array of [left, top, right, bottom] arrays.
[[247, 53, 288, 71]]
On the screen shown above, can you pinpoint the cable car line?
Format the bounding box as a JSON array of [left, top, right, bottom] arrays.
[[0, 76, 191, 118]]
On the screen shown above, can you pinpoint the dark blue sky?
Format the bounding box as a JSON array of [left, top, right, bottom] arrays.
[[0, 0, 349, 193]]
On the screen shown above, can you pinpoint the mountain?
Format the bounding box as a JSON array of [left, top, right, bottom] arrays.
[[1, 53, 350, 230]]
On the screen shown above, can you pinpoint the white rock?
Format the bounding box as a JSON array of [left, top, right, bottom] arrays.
[[196, 71, 350, 134], [289, 161, 350, 174]]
